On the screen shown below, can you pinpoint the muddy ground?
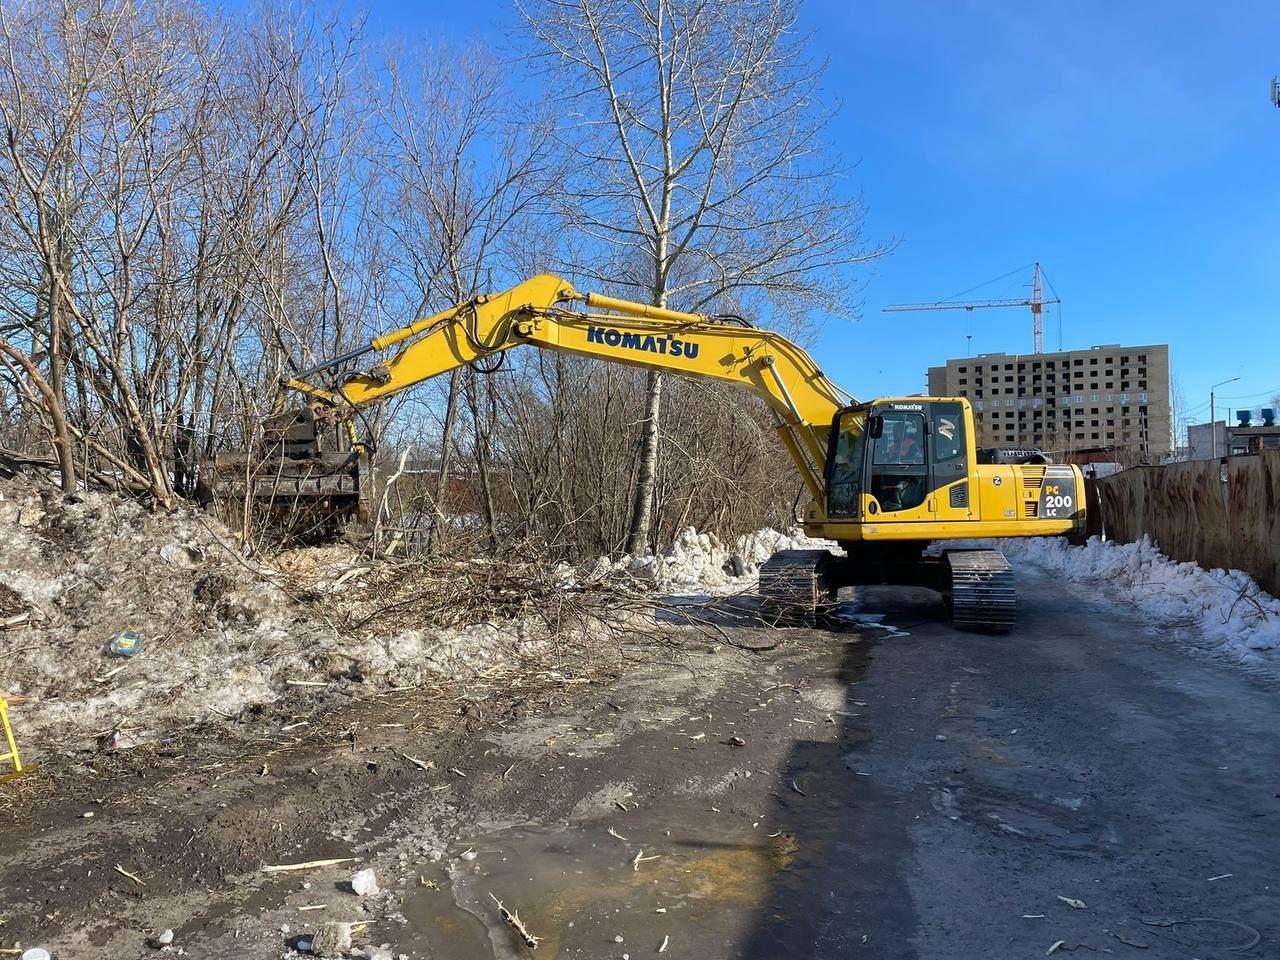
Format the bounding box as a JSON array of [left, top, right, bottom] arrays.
[[2, 570, 1277, 959]]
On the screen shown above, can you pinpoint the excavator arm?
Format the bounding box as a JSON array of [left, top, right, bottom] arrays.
[[211, 273, 1083, 634], [282, 273, 852, 503]]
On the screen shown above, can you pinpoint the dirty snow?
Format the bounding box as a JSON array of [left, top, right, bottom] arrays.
[[585, 525, 836, 594], [0, 467, 834, 747], [0, 475, 537, 745], [1000, 536, 1280, 665]]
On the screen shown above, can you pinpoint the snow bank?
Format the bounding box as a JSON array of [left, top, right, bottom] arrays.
[[0, 475, 535, 745], [1003, 536, 1280, 663]]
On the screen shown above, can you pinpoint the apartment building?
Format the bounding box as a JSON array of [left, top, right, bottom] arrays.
[[926, 343, 1172, 460]]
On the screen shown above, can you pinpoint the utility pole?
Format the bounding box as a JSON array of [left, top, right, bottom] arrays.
[[1209, 377, 1240, 458]]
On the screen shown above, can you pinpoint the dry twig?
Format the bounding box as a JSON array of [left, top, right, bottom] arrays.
[[490, 893, 540, 948]]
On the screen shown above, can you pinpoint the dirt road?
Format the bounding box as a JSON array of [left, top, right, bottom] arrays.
[[2, 569, 1276, 958]]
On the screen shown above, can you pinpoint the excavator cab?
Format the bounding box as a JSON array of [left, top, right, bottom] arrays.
[[819, 398, 979, 529], [809, 396, 1083, 540], [763, 394, 1085, 630]]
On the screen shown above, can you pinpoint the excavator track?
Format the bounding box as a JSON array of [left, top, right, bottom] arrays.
[[758, 549, 836, 620], [944, 549, 1017, 632]]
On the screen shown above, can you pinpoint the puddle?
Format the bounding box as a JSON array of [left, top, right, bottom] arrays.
[[403, 806, 796, 959], [837, 611, 912, 638]]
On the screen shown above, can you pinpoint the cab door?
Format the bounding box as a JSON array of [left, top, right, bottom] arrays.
[[927, 401, 973, 519], [866, 410, 931, 519]]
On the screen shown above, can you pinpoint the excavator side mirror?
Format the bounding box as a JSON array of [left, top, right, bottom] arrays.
[[869, 415, 883, 439]]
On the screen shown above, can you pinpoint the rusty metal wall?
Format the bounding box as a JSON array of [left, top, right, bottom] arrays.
[[1097, 451, 1280, 595]]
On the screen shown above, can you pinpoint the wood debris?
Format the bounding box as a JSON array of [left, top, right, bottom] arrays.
[[1057, 895, 1087, 910], [632, 850, 660, 871], [490, 893, 540, 948], [114, 863, 146, 886], [401, 753, 435, 772], [262, 857, 356, 874]]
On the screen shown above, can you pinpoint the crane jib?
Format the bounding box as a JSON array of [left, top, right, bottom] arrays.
[[585, 324, 700, 359]]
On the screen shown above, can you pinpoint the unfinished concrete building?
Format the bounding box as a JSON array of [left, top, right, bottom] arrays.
[[927, 344, 1172, 462]]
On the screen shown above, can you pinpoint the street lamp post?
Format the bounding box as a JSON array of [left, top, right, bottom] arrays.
[[1209, 377, 1241, 459]]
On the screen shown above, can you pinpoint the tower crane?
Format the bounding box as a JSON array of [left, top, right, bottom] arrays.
[[883, 262, 1060, 355]]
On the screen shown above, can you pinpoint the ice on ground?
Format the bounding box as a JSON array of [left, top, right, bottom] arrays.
[[1001, 535, 1280, 664], [839, 611, 911, 638]]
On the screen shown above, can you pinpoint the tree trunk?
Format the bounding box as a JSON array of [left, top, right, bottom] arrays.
[[0, 337, 75, 491], [625, 367, 663, 555], [464, 368, 500, 550], [427, 367, 463, 553]]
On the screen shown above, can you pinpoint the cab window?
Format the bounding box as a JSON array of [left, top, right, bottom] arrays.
[[931, 402, 965, 462], [869, 412, 927, 512], [827, 410, 866, 518]]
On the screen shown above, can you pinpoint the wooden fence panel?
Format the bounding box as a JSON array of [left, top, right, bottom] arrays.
[[1192, 460, 1234, 575], [1227, 451, 1280, 595], [1097, 453, 1278, 595]]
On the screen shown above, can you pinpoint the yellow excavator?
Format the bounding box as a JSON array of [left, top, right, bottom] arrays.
[[205, 274, 1086, 631]]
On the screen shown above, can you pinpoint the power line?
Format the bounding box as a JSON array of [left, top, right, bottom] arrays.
[[1216, 385, 1280, 401]]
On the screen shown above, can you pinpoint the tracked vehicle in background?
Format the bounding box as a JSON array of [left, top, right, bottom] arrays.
[[208, 274, 1086, 629]]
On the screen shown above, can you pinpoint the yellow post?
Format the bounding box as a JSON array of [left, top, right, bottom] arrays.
[[0, 698, 22, 776]]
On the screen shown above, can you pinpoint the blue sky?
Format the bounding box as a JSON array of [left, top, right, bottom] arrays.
[[361, 0, 1280, 431]]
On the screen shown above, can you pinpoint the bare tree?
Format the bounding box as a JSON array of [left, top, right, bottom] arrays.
[[374, 41, 560, 550], [521, 0, 882, 555]]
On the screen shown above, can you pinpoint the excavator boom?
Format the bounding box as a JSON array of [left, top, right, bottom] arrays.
[[266, 274, 850, 506]]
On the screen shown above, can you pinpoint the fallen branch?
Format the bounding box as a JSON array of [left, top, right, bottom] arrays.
[[261, 857, 355, 874], [632, 850, 660, 871], [114, 863, 146, 886], [490, 893, 540, 948]]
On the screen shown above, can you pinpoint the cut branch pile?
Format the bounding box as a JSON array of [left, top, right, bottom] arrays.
[[319, 554, 649, 639]]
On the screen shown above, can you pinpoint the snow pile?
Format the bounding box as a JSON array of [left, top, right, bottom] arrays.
[[0, 474, 532, 744], [589, 525, 836, 593], [1003, 536, 1280, 663]]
